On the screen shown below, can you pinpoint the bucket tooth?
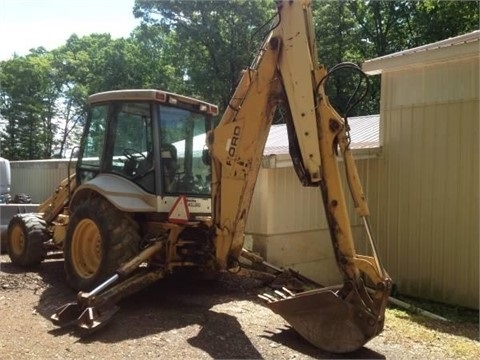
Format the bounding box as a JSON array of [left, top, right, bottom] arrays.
[[281, 287, 295, 297], [274, 290, 289, 299], [257, 294, 273, 302], [262, 293, 280, 302]]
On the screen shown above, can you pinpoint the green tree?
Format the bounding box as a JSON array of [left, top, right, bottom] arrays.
[[0, 50, 62, 159], [133, 0, 275, 109], [49, 33, 162, 157], [128, 24, 183, 91], [55, 32, 181, 100], [2, 0, 478, 159], [409, 1, 479, 46], [314, 1, 377, 116], [318, 0, 479, 115]]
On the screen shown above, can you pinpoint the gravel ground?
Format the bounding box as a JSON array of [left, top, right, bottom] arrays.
[[0, 253, 478, 359]]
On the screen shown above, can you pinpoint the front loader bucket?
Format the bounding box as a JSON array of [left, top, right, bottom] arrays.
[[266, 285, 383, 354]]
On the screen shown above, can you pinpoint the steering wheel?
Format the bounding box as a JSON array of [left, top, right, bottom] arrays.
[[123, 148, 146, 161]]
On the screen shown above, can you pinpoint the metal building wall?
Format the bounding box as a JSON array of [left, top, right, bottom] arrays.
[[245, 156, 379, 286], [371, 57, 479, 309], [246, 162, 374, 234], [9, 160, 75, 203]]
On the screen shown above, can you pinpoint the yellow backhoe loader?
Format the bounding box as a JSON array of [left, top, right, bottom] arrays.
[[7, 0, 391, 353]]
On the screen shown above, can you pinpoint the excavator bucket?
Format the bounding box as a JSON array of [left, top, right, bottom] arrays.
[[264, 284, 384, 354]]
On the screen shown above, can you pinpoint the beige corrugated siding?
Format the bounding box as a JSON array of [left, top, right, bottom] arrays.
[[245, 158, 377, 286], [246, 164, 370, 235], [9, 160, 75, 203], [366, 53, 479, 309]]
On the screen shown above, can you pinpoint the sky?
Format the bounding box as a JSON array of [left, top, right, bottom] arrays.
[[0, 0, 141, 61]]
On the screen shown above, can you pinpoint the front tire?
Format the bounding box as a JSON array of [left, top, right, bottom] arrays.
[[64, 197, 140, 291], [7, 213, 48, 267]]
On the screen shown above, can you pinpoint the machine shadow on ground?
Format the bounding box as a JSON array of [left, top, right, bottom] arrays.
[[261, 327, 386, 359], [1, 255, 389, 359]]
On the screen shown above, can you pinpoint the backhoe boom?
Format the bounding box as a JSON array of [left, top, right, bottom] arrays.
[[209, 0, 391, 352]]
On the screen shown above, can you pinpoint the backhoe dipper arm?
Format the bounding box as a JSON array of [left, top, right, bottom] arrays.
[[209, 0, 391, 353]]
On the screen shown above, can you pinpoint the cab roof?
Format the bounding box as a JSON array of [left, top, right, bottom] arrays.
[[88, 89, 218, 115]]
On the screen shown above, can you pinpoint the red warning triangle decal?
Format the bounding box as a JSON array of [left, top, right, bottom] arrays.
[[168, 195, 190, 224]]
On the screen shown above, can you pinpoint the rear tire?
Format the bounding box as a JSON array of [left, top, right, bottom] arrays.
[[64, 197, 140, 291], [7, 213, 48, 267]]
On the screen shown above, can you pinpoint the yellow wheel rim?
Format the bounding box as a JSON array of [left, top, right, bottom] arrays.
[[71, 218, 102, 279], [10, 225, 25, 256]]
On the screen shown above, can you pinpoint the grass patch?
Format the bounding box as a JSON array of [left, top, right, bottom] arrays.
[[385, 306, 480, 359], [394, 294, 479, 324]]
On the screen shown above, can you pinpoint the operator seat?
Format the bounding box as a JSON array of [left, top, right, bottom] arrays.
[[161, 144, 177, 192]]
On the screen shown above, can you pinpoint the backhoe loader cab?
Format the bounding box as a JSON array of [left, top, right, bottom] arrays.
[[75, 89, 218, 215]]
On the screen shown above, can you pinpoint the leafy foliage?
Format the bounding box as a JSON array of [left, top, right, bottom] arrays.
[[134, 0, 274, 108], [0, 0, 478, 159], [0, 51, 61, 159]]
